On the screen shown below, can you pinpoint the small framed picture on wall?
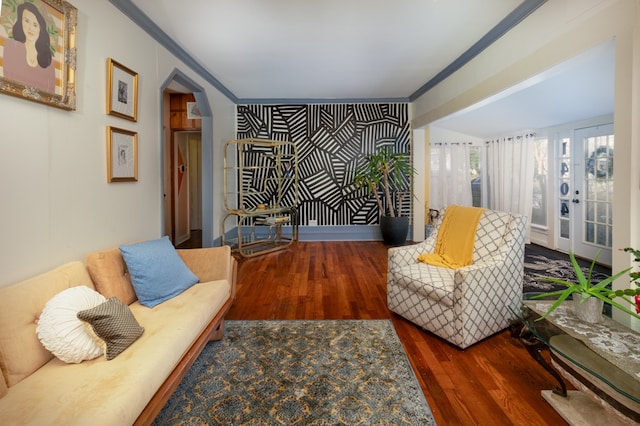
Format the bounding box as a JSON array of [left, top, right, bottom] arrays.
[[107, 58, 138, 121], [107, 126, 138, 182], [186, 102, 201, 119]]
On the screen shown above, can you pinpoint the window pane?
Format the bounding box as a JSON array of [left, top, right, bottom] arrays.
[[560, 219, 570, 238], [585, 221, 594, 243], [531, 137, 548, 226], [586, 201, 595, 221], [596, 224, 607, 246], [584, 133, 614, 249], [469, 146, 482, 207]]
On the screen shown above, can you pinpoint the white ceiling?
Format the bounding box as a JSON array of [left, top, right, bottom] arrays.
[[124, 0, 615, 137], [128, 0, 522, 100], [433, 39, 616, 138]]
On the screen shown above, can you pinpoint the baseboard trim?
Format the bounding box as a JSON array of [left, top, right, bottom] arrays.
[[216, 225, 413, 245]]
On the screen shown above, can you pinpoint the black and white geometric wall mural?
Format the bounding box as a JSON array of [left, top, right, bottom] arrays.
[[237, 103, 411, 226]]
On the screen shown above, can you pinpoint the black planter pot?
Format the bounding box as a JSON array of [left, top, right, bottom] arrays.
[[380, 216, 409, 246]]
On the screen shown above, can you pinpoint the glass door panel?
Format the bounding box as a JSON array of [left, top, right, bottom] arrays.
[[557, 124, 613, 266]]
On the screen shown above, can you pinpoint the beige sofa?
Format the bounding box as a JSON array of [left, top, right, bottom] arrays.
[[0, 244, 236, 425]]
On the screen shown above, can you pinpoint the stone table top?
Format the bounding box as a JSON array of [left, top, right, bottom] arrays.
[[525, 300, 640, 383]]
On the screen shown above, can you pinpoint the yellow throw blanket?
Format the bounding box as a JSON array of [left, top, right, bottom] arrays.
[[418, 205, 485, 269]]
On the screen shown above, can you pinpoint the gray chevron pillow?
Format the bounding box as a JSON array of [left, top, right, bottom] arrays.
[[77, 297, 144, 360]]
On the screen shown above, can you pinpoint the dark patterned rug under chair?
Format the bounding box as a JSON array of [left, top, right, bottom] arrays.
[[154, 320, 436, 425], [523, 244, 612, 294]]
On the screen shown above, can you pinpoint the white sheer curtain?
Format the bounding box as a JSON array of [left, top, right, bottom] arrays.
[[486, 133, 535, 242], [429, 143, 472, 210]]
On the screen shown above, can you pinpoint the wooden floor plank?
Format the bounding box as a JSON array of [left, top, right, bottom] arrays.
[[227, 241, 570, 425]]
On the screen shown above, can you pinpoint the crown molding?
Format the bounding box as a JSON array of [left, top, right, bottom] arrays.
[[409, 0, 548, 101]]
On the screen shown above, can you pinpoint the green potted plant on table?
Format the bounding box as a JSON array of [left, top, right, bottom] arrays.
[[353, 146, 415, 246], [531, 250, 640, 323]]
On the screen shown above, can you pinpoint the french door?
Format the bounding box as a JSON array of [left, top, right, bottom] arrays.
[[557, 123, 613, 265]]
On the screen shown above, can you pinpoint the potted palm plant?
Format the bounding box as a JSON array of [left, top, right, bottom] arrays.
[[353, 146, 415, 246], [531, 250, 640, 323]]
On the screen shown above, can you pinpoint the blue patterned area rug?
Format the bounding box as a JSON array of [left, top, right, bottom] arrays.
[[154, 319, 436, 425]]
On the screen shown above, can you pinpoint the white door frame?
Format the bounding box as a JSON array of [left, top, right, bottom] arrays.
[[556, 122, 614, 265]]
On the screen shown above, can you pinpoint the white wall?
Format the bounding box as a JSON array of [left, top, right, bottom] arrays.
[[411, 0, 640, 326], [0, 0, 235, 288]]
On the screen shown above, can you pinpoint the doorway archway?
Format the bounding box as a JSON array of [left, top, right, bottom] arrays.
[[160, 69, 215, 247]]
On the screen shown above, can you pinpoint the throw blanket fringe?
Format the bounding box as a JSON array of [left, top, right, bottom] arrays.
[[418, 205, 485, 269]]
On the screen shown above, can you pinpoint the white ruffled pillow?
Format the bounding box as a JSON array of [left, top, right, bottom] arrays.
[[36, 286, 106, 363]]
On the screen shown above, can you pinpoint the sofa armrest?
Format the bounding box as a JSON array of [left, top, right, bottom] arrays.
[[455, 259, 508, 296], [178, 246, 237, 301], [388, 238, 436, 271], [453, 259, 522, 314], [177, 246, 232, 283], [453, 215, 526, 310]]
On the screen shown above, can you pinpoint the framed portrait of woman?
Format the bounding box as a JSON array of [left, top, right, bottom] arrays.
[[0, 0, 77, 110]]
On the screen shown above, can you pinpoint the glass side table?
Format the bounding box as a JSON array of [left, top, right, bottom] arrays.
[[510, 295, 640, 425]]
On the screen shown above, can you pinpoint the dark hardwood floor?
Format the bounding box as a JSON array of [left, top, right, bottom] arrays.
[[226, 241, 571, 425]]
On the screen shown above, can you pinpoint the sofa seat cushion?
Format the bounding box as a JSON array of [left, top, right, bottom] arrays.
[[0, 279, 231, 426], [392, 264, 456, 307]]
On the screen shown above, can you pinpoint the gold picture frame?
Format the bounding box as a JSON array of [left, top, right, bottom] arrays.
[[0, 0, 77, 110], [107, 126, 138, 182], [107, 58, 138, 121]]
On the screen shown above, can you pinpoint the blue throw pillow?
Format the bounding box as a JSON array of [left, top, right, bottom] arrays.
[[119, 236, 199, 308]]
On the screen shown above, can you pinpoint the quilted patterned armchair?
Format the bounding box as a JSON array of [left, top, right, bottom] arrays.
[[387, 207, 526, 349]]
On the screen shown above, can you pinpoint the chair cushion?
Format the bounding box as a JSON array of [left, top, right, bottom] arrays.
[[392, 264, 456, 307]]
